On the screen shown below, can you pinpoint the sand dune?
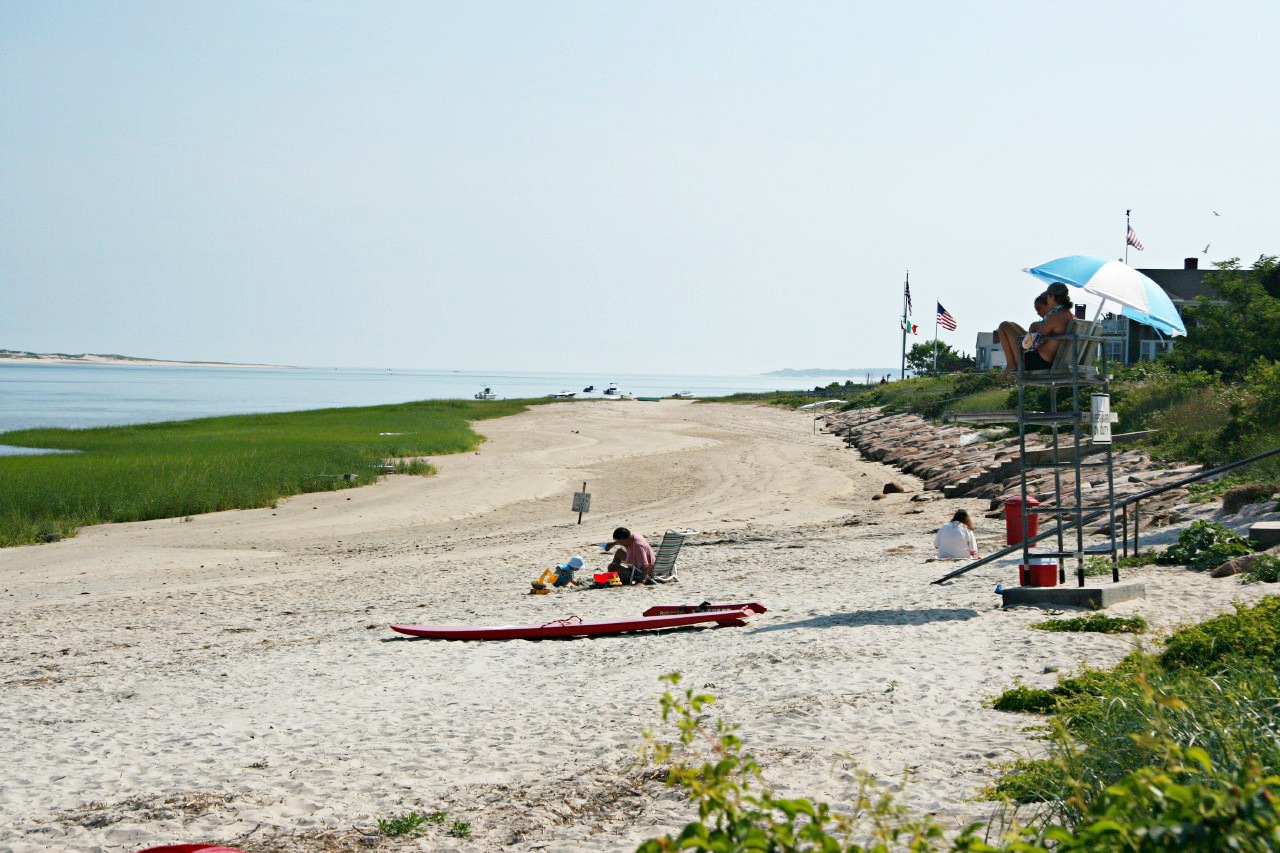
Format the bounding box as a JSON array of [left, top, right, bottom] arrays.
[[0, 401, 1269, 852]]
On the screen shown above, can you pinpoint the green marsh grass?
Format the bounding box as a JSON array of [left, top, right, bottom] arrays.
[[0, 399, 538, 547]]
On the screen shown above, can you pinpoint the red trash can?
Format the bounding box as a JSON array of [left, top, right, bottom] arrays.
[[1003, 496, 1040, 546]]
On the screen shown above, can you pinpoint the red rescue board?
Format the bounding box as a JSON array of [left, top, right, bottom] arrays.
[[643, 602, 767, 617], [390, 609, 753, 640]]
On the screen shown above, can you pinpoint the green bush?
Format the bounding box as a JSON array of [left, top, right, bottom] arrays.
[[1033, 614, 1148, 634], [1159, 597, 1280, 670], [1241, 555, 1280, 585], [1157, 520, 1254, 571], [991, 683, 1058, 713]]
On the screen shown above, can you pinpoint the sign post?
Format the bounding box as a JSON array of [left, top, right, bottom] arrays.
[[571, 481, 591, 525]]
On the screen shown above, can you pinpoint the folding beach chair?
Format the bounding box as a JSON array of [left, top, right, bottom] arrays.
[[646, 528, 698, 584]]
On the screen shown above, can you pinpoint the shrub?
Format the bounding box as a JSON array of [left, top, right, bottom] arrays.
[[1033, 614, 1148, 634], [1159, 597, 1280, 670], [1241, 555, 1280, 584], [1157, 520, 1254, 571], [992, 683, 1058, 713]]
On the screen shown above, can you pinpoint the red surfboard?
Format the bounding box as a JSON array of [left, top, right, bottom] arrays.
[[643, 602, 768, 617], [390, 608, 753, 640], [135, 846, 245, 853]]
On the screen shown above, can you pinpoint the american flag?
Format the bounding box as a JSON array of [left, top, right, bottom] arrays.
[[936, 302, 957, 331], [904, 278, 913, 314], [1126, 226, 1145, 251]]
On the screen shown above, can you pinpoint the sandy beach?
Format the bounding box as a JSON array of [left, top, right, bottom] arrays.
[[0, 401, 1271, 852]]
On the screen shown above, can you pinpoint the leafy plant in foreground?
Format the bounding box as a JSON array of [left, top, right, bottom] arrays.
[[637, 673, 950, 852], [1157, 520, 1254, 571], [643, 658, 1280, 851]]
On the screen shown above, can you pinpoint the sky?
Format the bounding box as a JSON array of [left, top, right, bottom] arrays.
[[2, 1, 1277, 374]]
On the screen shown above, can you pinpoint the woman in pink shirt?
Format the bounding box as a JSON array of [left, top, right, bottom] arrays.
[[606, 526, 656, 585]]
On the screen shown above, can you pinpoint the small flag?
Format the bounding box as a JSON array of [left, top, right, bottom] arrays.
[[904, 279, 913, 314], [936, 302, 957, 331], [900, 321, 919, 335], [1126, 226, 1145, 251]]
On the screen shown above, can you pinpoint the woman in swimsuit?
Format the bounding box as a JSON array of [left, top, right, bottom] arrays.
[[999, 283, 1073, 375]]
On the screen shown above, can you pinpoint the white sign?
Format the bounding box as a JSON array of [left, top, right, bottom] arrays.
[[1090, 393, 1119, 444], [572, 491, 592, 513]]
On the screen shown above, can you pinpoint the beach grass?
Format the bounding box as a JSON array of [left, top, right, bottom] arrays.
[[0, 399, 538, 547], [989, 596, 1280, 820]]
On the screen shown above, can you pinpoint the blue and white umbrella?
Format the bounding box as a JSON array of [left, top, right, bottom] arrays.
[[1022, 254, 1186, 337]]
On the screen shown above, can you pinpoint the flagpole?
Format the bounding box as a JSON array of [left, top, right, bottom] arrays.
[[933, 304, 939, 376], [1124, 209, 1131, 265], [900, 270, 909, 380]]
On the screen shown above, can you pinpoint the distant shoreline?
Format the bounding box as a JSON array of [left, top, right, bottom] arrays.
[[0, 349, 290, 369], [762, 367, 897, 377]]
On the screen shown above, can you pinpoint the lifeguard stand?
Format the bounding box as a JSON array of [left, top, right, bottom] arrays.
[[1014, 319, 1120, 587]]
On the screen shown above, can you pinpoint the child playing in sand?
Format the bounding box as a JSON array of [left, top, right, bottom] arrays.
[[552, 555, 584, 587], [934, 510, 979, 560]]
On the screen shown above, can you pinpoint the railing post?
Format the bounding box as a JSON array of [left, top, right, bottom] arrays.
[[1134, 500, 1140, 556], [1121, 504, 1129, 558]]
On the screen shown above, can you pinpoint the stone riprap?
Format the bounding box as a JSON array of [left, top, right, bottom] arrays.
[[820, 406, 1197, 533]]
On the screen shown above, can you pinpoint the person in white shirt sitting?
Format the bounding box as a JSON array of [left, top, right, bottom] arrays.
[[934, 509, 979, 560]]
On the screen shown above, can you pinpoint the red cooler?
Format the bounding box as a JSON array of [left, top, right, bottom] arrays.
[[1003, 496, 1040, 546], [1019, 557, 1058, 587]]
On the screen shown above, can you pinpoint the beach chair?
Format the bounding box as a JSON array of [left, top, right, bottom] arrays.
[[632, 528, 697, 584], [1023, 319, 1104, 383]]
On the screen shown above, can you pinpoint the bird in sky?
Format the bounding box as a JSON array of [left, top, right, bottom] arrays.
[[1213, 210, 1221, 216], [1203, 243, 1211, 254]]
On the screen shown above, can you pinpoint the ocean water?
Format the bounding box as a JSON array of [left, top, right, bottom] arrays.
[[0, 362, 894, 438]]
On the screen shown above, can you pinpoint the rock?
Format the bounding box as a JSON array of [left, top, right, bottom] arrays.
[[1248, 522, 1280, 550], [37, 532, 61, 543], [1210, 549, 1278, 578], [1223, 484, 1277, 515], [882, 482, 906, 494], [871, 493, 884, 501]]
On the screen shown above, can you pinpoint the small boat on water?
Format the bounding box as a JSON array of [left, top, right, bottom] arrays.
[[636, 396, 663, 402], [548, 390, 577, 399], [474, 387, 497, 400], [582, 384, 595, 393], [670, 391, 695, 399], [602, 383, 620, 396]]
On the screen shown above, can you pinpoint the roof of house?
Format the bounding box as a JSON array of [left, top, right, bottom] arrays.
[[1135, 267, 1221, 303]]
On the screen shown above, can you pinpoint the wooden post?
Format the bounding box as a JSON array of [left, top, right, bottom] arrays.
[[578, 481, 586, 525]]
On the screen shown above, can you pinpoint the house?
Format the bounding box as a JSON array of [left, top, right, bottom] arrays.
[[974, 331, 1005, 370], [1104, 258, 1218, 365], [973, 258, 1219, 369]]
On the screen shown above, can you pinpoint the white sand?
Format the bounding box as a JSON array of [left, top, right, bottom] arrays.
[[0, 401, 1271, 852]]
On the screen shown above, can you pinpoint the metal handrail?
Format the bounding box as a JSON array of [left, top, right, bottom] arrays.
[[930, 445, 1280, 585]]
